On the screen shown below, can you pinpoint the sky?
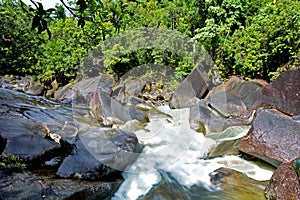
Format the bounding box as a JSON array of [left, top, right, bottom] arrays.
[[22, 0, 62, 9]]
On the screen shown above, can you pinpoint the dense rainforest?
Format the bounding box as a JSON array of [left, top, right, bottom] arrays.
[[1, 0, 299, 87]]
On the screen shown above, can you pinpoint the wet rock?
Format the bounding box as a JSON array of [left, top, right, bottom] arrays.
[[208, 91, 248, 117], [142, 170, 217, 200], [39, 176, 122, 200], [0, 118, 62, 163], [0, 170, 59, 200], [260, 68, 300, 115], [0, 89, 75, 164], [89, 90, 148, 126], [54, 74, 115, 103], [208, 139, 242, 158], [189, 99, 255, 134], [57, 127, 142, 180], [210, 167, 267, 200], [209, 76, 265, 110], [170, 60, 221, 109], [265, 160, 300, 200], [239, 109, 300, 167]]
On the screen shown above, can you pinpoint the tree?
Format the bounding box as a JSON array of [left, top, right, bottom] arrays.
[[220, 0, 300, 80], [0, 0, 44, 76]]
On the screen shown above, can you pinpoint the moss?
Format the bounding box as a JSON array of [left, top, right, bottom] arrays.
[[0, 153, 27, 171]]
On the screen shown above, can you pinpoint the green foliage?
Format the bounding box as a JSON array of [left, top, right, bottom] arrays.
[[216, 0, 300, 80], [0, 153, 27, 171], [0, 0, 44, 76], [28, 1, 55, 39], [35, 18, 102, 85], [2, 0, 300, 86], [101, 28, 200, 78]]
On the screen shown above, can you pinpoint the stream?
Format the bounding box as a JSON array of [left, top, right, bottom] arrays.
[[0, 88, 275, 199], [112, 106, 274, 199]]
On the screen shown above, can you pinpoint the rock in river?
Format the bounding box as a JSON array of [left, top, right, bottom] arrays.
[[170, 59, 221, 109], [265, 160, 300, 200], [57, 127, 142, 179], [239, 109, 300, 167], [0, 118, 61, 163]]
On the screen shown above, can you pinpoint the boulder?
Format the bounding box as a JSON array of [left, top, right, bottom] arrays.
[[208, 91, 248, 117], [25, 83, 44, 96], [0, 170, 59, 200], [170, 60, 221, 109], [239, 109, 300, 166], [113, 78, 146, 99], [189, 99, 255, 134], [54, 74, 115, 102], [208, 139, 242, 158], [0, 89, 75, 164], [209, 76, 265, 110], [209, 167, 267, 200], [56, 127, 142, 179], [89, 89, 148, 126], [265, 160, 300, 200], [0, 76, 31, 92], [113, 78, 174, 107], [260, 68, 300, 115], [0, 118, 62, 163]]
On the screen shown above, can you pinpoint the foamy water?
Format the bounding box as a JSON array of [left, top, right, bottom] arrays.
[[113, 106, 273, 199]]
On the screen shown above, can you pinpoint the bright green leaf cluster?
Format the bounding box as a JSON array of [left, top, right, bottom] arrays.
[[0, 153, 27, 171]]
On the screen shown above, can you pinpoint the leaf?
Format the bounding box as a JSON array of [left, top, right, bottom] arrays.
[[46, 28, 52, 39], [37, 2, 44, 12], [38, 24, 43, 33], [77, 18, 85, 28], [41, 19, 47, 30], [31, 15, 40, 30]]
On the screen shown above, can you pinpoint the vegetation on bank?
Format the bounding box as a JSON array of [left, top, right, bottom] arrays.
[[0, 0, 299, 87]]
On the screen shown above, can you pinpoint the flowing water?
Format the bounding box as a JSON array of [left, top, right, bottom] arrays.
[[0, 89, 274, 199], [113, 106, 274, 199]]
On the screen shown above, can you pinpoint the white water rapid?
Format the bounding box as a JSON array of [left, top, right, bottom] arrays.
[[113, 106, 273, 199]]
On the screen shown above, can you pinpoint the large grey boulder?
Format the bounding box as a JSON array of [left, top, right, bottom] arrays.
[[239, 109, 300, 166], [0, 118, 61, 163], [54, 74, 115, 102], [189, 99, 254, 134], [57, 127, 142, 179], [208, 76, 265, 110], [89, 89, 148, 126], [170, 60, 221, 109]]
